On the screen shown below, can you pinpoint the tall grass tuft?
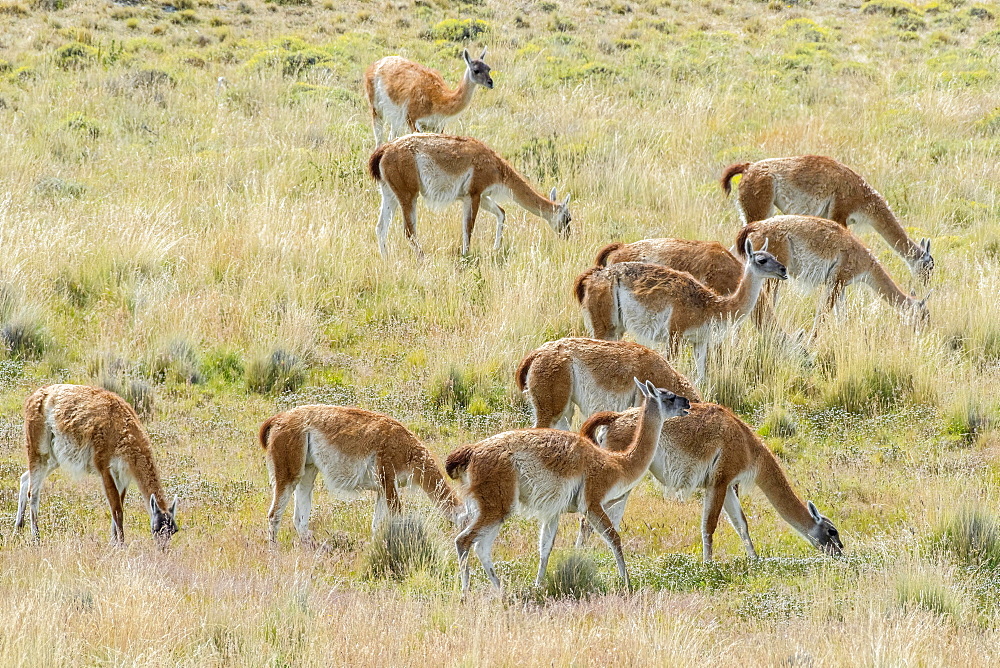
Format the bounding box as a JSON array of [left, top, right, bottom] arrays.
[[246, 349, 305, 394], [0, 318, 46, 360], [895, 568, 965, 618], [933, 506, 1000, 571], [94, 356, 155, 418], [544, 553, 606, 600], [364, 515, 440, 581], [151, 338, 203, 385]]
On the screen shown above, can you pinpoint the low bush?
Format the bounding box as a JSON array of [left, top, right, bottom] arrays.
[[364, 515, 440, 581], [246, 349, 305, 394]]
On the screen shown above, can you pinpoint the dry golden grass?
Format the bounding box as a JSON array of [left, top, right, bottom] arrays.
[[2, 0, 1000, 663]]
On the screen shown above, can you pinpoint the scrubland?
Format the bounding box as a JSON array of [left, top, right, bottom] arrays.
[[2, 0, 1000, 664]]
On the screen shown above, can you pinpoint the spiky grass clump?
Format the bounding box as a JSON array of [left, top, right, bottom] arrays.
[[94, 356, 155, 418], [544, 553, 606, 600], [246, 349, 305, 394], [0, 318, 46, 360], [895, 568, 966, 619], [151, 338, 203, 385], [364, 515, 441, 581], [932, 506, 1000, 571]]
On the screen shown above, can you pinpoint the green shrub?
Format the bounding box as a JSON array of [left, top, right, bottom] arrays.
[[932, 506, 1000, 571], [944, 394, 993, 444], [760, 405, 798, 437], [364, 515, 440, 580], [246, 349, 305, 394], [544, 553, 606, 599], [202, 348, 244, 383], [426, 18, 490, 42], [861, 0, 921, 16], [779, 18, 831, 42], [978, 29, 1000, 47], [55, 42, 98, 69], [32, 176, 85, 198], [151, 339, 203, 385], [62, 112, 101, 139]]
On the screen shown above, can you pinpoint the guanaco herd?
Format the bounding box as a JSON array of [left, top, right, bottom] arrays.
[[20, 46, 954, 595]]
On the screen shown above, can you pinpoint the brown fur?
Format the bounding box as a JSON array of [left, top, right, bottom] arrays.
[[724, 155, 932, 278], [450, 385, 690, 591], [574, 256, 785, 380], [517, 337, 702, 429], [261, 405, 461, 543], [584, 403, 843, 560], [720, 162, 750, 195], [594, 237, 779, 330], [367, 144, 387, 181], [373, 133, 570, 256], [594, 242, 624, 267], [15, 384, 175, 544], [735, 215, 928, 324], [364, 53, 492, 145]]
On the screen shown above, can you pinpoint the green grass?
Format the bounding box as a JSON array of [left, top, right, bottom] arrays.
[[0, 0, 999, 663]]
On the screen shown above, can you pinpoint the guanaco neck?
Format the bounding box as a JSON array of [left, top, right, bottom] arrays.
[[438, 68, 477, 117], [752, 444, 816, 537], [413, 451, 464, 522], [715, 263, 765, 321], [864, 202, 923, 264], [861, 253, 915, 309], [610, 400, 665, 483], [126, 435, 169, 514], [498, 165, 558, 222]]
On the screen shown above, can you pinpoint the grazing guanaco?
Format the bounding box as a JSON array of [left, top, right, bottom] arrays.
[[734, 215, 930, 335], [573, 240, 787, 382], [515, 337, 702, 429], [445, 380, 691, 593], [259, 405, 463, 544], [721, 155, 934, 281], [594, 237, 778, 329], [579, 403, 843, 561], [368, 133, 571, 256], [14, 384, 179, 545], [364, 49, 493, 147]]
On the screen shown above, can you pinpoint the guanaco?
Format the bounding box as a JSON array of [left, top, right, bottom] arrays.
[[594, 237, 778, 329], [515, 337, 702, 429], [259, 405, 463, 544], [580, 403, 843, 561], [14, 384, 179, 545], [364, 49, 493, 147], [573, 240, 787, 382], [368, 133, 571, 256], [445, 380, 691, 592], [721, 155, 933, 281], [734, 215, 930, 334]]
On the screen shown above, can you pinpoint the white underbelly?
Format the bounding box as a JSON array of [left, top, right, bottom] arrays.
[[373, 78, 409, 135], [617, 289, 672, 346], [308, 434, 378, 500], [512, 452, 582, 518]]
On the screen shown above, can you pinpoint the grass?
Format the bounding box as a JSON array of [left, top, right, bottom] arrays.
[[0, 0, 999, 663]]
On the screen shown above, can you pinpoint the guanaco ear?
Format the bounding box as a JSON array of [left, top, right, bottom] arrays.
[[807, 500, 822, 523], [921, 238, 931, 254], [169, 496, 178, 516], [549, 186, 557, 201], [920, 289, 935, 306], [645, 379, 657, 397], [562, 193, 571, 206], [633, 377, 648, 397], [761, 237, 769, 252], [150, 495, 160, 516], [480, 47, 487, 60], [463, 48, 471, 64], [744, 238, 753, 258]]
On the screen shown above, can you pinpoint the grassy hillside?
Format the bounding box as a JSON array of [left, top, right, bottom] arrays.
[[3, 0, 1000, 663]]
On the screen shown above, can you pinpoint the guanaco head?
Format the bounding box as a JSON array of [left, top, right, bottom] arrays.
[[913, 238, 934, 283], [547, 187, 572, 237], [907, 288, 932, 326], [150, 495, 179, 547], [804, 500, 843, 556], [743, 238, 787, 280], [633, 378, 691, 420], [462, 48, 493, 89]]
